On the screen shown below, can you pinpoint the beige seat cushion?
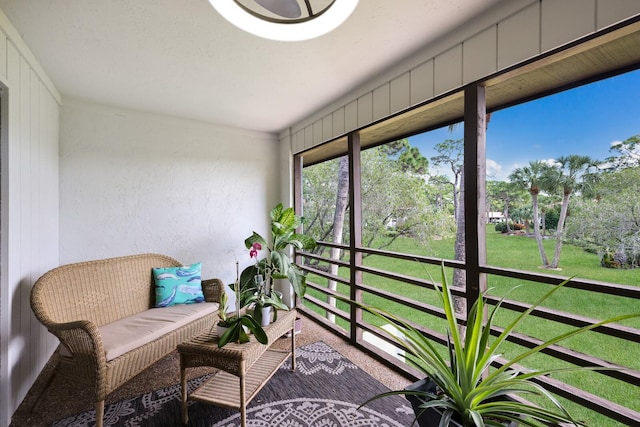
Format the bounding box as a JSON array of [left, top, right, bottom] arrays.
[[57, 303, 219, 361]]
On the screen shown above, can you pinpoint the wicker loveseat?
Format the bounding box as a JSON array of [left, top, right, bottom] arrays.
[[30, 253, 223, 427]]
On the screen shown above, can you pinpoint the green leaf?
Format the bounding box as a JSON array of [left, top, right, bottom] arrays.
[[244, 232, 267, 249]]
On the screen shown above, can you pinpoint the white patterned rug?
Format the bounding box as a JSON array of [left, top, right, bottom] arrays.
[[52, 341, 415, 427]]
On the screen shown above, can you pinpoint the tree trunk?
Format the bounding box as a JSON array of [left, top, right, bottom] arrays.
[[550, 192, 571, 269], [453, 169, 466, 315], [327, 156, 349, 322], [452, 182, 459, 221], [532, 194, 550, 267], [503, 202, 511, 233]]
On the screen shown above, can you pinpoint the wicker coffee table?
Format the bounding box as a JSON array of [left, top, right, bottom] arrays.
[[178, 309, 296, 426]]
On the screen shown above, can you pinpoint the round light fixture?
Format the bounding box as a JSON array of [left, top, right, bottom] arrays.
[[209, 0, 359, 41]]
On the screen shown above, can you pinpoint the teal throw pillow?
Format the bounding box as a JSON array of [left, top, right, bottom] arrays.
[[153, 262, 204, 307]]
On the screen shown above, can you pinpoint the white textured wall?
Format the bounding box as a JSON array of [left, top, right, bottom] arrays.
[[284, 0, 640, 152], [0, 9, 60, 426], [60, 99, 280, 284]]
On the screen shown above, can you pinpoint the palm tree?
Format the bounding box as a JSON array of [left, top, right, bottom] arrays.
[[509, 161, 554, 267], [546, 155, 601, 269]]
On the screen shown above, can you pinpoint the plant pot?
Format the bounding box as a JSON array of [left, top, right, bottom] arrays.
[[405, 378, 519, 427], [260, 306, 272, 326], [216, 324, 229, 337]]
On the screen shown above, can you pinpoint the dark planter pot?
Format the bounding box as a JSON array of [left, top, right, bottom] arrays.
[[405, 378, 519, 427]]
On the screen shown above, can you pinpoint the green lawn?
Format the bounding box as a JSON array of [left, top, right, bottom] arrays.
[[304, 226, 640, 426]]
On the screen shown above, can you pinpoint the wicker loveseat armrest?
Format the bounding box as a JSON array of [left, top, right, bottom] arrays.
[[49, 319, 108, 391], [52, 319, 105, 359], [202, 278, 224, 303]]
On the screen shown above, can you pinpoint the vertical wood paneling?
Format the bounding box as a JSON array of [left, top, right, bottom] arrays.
[[410, 60, 434, 105], [357, 92, 372, 127], [390, 72, 410, 114], [332, 107, 345, 137], [3, 42, 21, 420], [312, 120, 322, 145], [42, 90, 59, 355], [29, 68, 42, 387], [18, 56, 32, 400], [293, 130, 303, 153], [541, 0, 596, 52], [289, 0, 639, 152], [597, 0, 640, 29], [497, 2, 540, 70], [345, 100, 357, 133], [0, 28, 60, 424], [463, 26, 498, 84], [372, 83, 390, 121], [434, 45, 462, 96], [0, 31, 6, 80], [304, 125, 313, 149], [322, 114, 332, 141]]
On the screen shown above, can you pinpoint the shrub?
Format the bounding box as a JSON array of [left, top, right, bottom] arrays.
[[494, 222, 508, 233], [545, 208, 560, 230]]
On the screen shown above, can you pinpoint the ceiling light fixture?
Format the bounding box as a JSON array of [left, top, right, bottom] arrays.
[[209, 0, 359, 41]]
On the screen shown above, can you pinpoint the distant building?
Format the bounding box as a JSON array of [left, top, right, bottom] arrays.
[[487, 211, 505, 223]]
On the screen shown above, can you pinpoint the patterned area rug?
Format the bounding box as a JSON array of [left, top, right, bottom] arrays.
[[51, 341, 416, 426]]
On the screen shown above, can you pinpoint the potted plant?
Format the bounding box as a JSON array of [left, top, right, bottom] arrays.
[[344, 263, 639, 427], [216, 312, 268, 348], [215, 262, 268, 348], [239, 203, 316, 322], [243, 274, 290, 326]]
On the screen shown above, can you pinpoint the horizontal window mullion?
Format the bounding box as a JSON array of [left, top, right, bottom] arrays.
[[481, 265, 640, 299], [490, 326, 640, 386], [301, 266, 350, 285], [358, 264, 467, 299], [299, 251, 350, 269], [486, 295, 640, 342], [302, 293, 349, 320]]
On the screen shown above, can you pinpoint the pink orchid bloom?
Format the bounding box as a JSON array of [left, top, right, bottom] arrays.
[[249, 242, 262, 259]]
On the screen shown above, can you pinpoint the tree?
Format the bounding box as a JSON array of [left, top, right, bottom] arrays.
[[606, 134, 640, 169], [487, 180, 519, 232], [430, 138, 465, 313], [302, 157, 342, 243], [360, 148, 453, 250], [430, 139, 463, 220], [565, 166, 640, 269], [428, 175, 454, 214], [378, 138, 429, 174], [509, 161, 554, 267], [546, 155, 600, 269], [319, 156, 350, 322], [302, 141, 454, 321]]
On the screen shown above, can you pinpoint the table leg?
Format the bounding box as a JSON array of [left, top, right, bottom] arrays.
[[291, 317, 296, 371], [180, 362, 188, 425], [240, 373, 246, 427]]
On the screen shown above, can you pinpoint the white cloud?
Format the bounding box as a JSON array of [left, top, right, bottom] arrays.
[[486, 158, 502, 179], [542, 158, 561, 167]]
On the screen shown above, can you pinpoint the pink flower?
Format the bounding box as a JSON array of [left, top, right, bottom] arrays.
[[249, 242, 262, 259]]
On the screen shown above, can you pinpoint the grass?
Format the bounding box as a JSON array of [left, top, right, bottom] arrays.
[[303, 226, 640, 426]]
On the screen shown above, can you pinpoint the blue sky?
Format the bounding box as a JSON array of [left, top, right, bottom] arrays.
[[408, 68, 640, 181]]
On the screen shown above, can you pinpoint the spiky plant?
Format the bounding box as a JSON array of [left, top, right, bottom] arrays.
[[346, 263, 639, 427]]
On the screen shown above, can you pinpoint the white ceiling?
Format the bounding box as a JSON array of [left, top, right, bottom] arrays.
[[0, 0, 504, 133]]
